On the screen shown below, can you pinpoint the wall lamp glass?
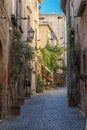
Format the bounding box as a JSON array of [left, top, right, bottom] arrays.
[[28, 27, 35, 42]]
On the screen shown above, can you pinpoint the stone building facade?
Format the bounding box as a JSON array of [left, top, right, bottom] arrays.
[[61, 0, 87, 115], [0, 0, 12, 119], [39, 23, 58, 48], [39, 13, 67, 87], [76, 0, 87, 115], [20, 0, 43, 93], [0, 0, 43, 119], [39, 14, 65, 46]]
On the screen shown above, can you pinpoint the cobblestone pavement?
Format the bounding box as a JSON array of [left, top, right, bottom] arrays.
[[0, 87, 85, 130]]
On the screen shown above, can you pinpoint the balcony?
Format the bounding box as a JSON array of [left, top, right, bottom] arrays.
[[77, 0, 86, 16]]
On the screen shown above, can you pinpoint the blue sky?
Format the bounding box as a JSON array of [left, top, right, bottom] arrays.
[[39, 0, 64, 15]]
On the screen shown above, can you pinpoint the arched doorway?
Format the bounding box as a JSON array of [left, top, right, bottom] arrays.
[[0, 42, 3, 119]]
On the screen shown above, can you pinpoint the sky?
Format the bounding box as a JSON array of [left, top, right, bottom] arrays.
[[39, 0, 64, 15]]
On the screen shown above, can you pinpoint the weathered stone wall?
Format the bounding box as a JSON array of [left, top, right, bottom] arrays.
[[66, 0, 87, 114], [21, 0, 43, 93], [0, 0, 11, 118], [80, 6, 87, 114], [39, 14, 65, 45], [39, 24, 53, 48]]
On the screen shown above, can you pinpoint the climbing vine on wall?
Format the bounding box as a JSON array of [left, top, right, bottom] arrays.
[[68, 27, 81, 96]]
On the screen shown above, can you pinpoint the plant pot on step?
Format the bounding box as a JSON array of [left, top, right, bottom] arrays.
[[36, 90, 41, 93], [17, 97, 25, 105], [85, 111, 87, 117], [25, 93, 31, 99], [28, 93, 31, 99], [68, 99, 76, 106], [45, 85, 50, 90], [10, 105, 21, 115]]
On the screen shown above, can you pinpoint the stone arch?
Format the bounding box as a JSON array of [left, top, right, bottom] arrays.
[[0, 41, 3, 119]]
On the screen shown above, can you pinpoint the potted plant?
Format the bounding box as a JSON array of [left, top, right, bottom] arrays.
[[10, 102, 20, 116], [68, 86, 77, 107], [17, 96, 25, 105], [8, 28, 34, 115], [9, 82, 21, 115], [45, 82, 51, 90], [25, 92, 32, 98], [39, 80, 44, 93], [8, 66, 21, 115], [36, 80, 44, 93], [68, 98, 76, 106]]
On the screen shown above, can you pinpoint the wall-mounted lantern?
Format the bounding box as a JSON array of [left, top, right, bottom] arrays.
[[28, 27, 35, 42]]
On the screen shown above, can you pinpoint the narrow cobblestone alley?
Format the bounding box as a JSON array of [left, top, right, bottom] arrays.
[[0, 87, 85, 130]]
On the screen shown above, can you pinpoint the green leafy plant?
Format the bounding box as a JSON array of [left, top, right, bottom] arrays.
[[8, 28, 34, 106], [68, 27, 81, 101], [39, 80, 44, 92], [38, 43, 66, 73]]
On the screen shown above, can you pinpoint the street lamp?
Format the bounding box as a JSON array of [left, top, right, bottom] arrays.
[[28, 27, 35, 42], [24, 27, 35, 95]]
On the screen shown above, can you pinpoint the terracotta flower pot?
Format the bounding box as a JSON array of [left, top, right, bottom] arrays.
[[28, 94, 31, 99], [25, 93, 31, 99], [68, 99, 76, 106], [45, 86, 50, 90], [17, 97, 24, 105], [10, 106, 20, 115], [86, 112, 87, 117], [36, 90, 41, 93]]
